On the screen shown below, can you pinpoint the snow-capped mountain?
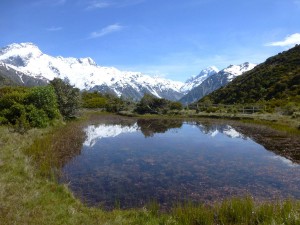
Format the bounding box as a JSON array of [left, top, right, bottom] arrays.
[[180, 66, 219, 94], [222, 63, 257, 82], [189, 122, 246, 139], [83, 124, 138, 147], [179, 62, 257, 105], [0, 43, 185, 101], [0, 42, 256, 102], [0, 61, 49, 87]]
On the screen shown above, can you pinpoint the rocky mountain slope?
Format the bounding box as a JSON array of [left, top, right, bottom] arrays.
[[0, 42, 257, 102], [0, 62, 48, 87], [200, 45, 300, 104], [180, 66, 219, 94], [179, 63, 256, 105], [0, 43, 185, 101]]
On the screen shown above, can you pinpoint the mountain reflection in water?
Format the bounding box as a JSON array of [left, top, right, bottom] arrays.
[[60, 118, 300, 210], [83, 119, 246, 146]]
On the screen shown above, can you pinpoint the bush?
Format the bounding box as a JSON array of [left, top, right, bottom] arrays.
[[135, 94, 170, 114], [83, 97, 107, 108], [50, 78, 80, 119], [4, 103, 26, 125], [0, 87, 28, 109], [0, 116, 7, 124], [25, 104, 49, 128], [25, 86, 60, 119], [81, 91, 107, 109], [170, 102, 183, 110], [0, 86, 61, 131], [282, 102, 300, 115]]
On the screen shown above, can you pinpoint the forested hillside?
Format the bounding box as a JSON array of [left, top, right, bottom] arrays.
[[200, 45, 300, 104]]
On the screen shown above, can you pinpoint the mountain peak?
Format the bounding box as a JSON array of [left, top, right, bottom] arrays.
[[1, 42, 41, 53], [198, 66, 219, 76], [179, 62, 256, 105], [0, 42, 43, 67], [223, 62, 256, 77], [0, 42, 185, 101], [200, 45, 300, 105], [181, 66, 219, 93], [78, 57, 97, 66], [186, 66, 219, 83]]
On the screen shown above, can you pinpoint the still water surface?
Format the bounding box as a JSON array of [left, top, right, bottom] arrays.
[[61, 119, 300, 209]]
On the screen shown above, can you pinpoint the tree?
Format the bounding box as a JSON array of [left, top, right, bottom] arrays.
[[135, 94, 170, 114], [169, 101, 183, 110], [50, 78, 80, 119]]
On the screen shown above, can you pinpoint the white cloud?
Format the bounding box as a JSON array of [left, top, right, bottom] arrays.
[[89, 24, 124, 39], [46, 27, 63, 32], [266, 33, 300, 47]]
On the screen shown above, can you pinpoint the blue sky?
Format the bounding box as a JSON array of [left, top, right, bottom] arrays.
[[1, 0, 300, 81]]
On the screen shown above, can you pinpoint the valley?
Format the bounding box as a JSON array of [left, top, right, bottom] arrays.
[[1, 0, 300, 223], [0, 44, 299, 224]]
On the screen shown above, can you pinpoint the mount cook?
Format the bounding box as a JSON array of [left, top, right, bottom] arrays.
[[0, 43, 256, 102]]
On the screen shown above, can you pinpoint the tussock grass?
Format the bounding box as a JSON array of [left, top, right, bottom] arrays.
[[25, 120, 86, 178], [1, 118, 300, 224]]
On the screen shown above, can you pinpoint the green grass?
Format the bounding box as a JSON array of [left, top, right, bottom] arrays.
[[130, 110, 300, 136], [1, 117, 300, 224]]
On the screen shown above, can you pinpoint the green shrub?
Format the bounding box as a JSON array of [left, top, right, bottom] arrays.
[[135, 94, 179, 114], [0, 88, 28, 109], [205, 107, 218, 113], [4, 103, 26, 125], [50, 78, 80, 119], [0, 85, 61, 131], [170, 101, 183, 110], [0, 116, 8, 124], [82, 97, 107, 108], [25, 104, 49, 128], [26, 86, 60, 119], [282, 102, 300, 115]]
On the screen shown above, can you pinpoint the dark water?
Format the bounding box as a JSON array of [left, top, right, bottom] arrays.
[[60, 118, 300, 209]]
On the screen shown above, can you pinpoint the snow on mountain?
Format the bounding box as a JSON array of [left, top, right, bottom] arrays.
[[179, 62, 257, 105], [222, 126, 245, 139], [0, 42, 256, 102], [180, 66, 219, 94], [189, 122, 246, 139], [0, 43, 184, 100], [83, 124, 138, 147], [223, 63, 257, 82]]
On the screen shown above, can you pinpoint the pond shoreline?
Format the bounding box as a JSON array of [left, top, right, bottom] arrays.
[[115, 111, 300, 163], [78, 111, 300, 164], [1, 111, 300, 224], [60, 114, 300, 210], [116, 110, 300, 133]]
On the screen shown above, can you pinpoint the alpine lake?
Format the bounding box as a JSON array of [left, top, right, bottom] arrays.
[[58, 115, 300, 210]]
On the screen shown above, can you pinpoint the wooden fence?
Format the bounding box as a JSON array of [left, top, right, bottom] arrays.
[[190, 104, 266, 114]]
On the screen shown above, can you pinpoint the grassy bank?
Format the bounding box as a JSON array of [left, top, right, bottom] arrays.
[[118, 110, 300, 136], [1, 115, 300, 224]]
